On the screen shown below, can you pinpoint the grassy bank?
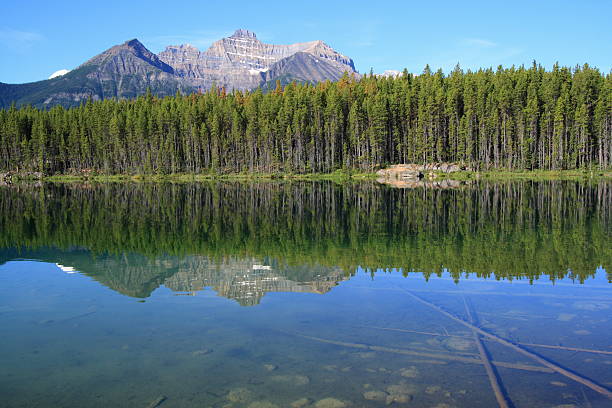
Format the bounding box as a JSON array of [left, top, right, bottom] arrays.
[[435, 169, 611, 181], [40, 170, 378, 183], [4, 168, 610, 184]]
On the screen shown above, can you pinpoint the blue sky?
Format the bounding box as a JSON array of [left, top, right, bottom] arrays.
[[2, 0, 610, 83]]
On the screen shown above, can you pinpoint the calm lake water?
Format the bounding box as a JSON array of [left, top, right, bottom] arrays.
[[0, 180, 610, 408]]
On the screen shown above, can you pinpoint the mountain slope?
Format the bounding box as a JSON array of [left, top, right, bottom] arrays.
[[263, 52, 350, 87], [0, 39, 193, 109]]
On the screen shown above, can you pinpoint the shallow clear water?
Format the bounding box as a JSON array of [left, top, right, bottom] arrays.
[[0, 181, 610, 408]]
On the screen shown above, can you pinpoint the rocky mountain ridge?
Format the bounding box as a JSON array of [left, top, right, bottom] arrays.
[[0, 29, 358, 108], [158, 29, 356, 90]]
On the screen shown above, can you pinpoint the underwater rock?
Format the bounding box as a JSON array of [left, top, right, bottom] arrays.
[[573, 330, 591, 335], [323, 365, 338, 371], [385, 393, 412, 405], [386, 383, 417, 395], [269, 374, 310, 386], [550, 381, 567, 387], [263, 364, 277, 371], [192, 348, 212, 356], [248, 401, 279, 408], [399, 366, 419, 378], [426, 338, 442, 347], [227, 388, 253, 403], [314, 397, 348, 408], [425, 385, 441, 394], [385, 383, 416, 405], [443, 337, 473, 351], [363, 390, 388, 402], [290, 397, 312, 408]]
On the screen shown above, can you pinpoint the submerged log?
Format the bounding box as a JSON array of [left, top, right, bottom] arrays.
[[287, 331, 553, 373], [146, 395, 167, 408], [464, 297, 511, 408], [401, 289, 612, 400], [357, 325, 612, 356]]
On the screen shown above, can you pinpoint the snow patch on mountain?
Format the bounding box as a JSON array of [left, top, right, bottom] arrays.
[[49, 69, 70, 79]]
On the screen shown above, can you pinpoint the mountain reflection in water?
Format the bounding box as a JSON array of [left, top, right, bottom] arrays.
[[1, 180, 610, 286]]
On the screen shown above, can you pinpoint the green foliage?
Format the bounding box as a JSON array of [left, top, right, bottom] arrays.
[[0, 63, 610, 174]]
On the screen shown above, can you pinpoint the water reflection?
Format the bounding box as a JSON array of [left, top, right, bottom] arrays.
[[0, 249, 348, 304], [0, 180, 610, 285], [0, 180, 610, 407]]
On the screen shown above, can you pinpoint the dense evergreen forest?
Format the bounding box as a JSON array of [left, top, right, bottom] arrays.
[[1, 181, 609, 283], [0, 63, 610, 174]]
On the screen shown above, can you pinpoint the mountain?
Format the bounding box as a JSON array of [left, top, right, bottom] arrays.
[[0, 39, 193, 109], [0, 30, 358, 109], [158, 29, 357, 90], [263, 52, 350, 87]]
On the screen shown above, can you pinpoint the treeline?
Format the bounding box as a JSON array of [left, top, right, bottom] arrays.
[[1, 181, 609, 283], [0, 63, 610, 174]]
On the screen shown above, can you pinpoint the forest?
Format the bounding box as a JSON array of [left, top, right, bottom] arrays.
[[0, 63, 610, 174]]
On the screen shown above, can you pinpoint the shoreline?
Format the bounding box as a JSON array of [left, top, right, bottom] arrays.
[[1, 169, 610, 183]]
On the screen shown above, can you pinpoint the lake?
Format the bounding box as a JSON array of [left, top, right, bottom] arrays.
[[0, 180, 610, 408]]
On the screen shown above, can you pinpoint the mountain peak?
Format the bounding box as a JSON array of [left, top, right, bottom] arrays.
[[231, 29, 257, 39], [123, 38, 146, 49], [82, 38, 174, 75]]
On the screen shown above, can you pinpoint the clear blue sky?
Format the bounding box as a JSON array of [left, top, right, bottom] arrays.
[[2, 0, 610, 84]]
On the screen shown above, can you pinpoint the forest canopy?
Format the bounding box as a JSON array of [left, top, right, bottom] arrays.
[[0, 63, 610, 174]]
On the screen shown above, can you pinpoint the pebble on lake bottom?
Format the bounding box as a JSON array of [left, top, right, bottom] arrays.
[[227, 388, 253, 403], [290, 397, 312, 408], [314, 397, 348, 408], [399, 366, 419, 378], [269, 374, 310, 386], [192, 348, 212, 356], [363, 390, 388, 402], [550, 381, 567, 387], [443, 337, 473, 351], [385, 382, 416, 405], [425, 385, 442, 394], [247, 402, 279, 408]]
